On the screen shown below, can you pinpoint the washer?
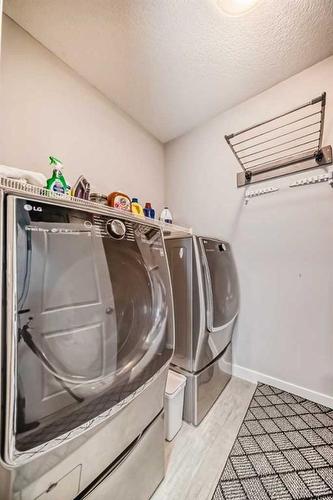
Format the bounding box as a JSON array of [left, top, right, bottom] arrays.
[[165, 234, 239, 425]]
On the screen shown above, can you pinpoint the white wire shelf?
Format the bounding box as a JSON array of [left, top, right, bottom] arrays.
[[0, 176, 192, 235]]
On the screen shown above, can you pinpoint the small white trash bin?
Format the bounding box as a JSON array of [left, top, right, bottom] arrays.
[[164, 370, 186, 441]]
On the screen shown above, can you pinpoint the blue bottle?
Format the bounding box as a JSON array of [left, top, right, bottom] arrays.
[[144, 202, 155, 219]]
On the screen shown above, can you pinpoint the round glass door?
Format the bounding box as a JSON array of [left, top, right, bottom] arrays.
[[200, 238, 239, 332], [13, 199, 172, 453]]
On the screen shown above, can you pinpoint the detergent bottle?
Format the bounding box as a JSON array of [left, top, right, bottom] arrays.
[[107, 191, 131, 211], [143, 202, 155, 219], [160, 207, 173, 224], [46, 156, 69, 194], [131, 198, 144, 217]]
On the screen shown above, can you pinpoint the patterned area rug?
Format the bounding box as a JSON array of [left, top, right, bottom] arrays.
[[213, 383, 333, 499]]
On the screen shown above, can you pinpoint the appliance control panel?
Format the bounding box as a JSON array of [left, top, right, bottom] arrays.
[[17, 198, 160, 243], [92, 214, 159, 242]]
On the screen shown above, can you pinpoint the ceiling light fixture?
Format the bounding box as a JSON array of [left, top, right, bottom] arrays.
[[218, 0, 260, 16]]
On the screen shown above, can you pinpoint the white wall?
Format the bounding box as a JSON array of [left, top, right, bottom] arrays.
[[0, 16, 164, 211], [166, 56, 333, 405]]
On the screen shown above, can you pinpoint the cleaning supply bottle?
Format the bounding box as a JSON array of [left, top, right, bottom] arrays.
[[143, 202, 155, 219], [160, 207, 173, 224], [131, 198, 144, 217], [46, 156, 69, 194], [107, 191, 131, 211]]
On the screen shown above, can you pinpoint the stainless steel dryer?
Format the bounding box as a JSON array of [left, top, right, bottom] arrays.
[[165, 235, 239, 425], [0, 182, 174, 500]]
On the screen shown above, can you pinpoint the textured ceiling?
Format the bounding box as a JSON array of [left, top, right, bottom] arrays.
[[4, 0, 333, 142]]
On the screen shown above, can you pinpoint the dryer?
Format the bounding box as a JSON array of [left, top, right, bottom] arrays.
[[0, 183, 174, 500], [165, 235, 239, 425]]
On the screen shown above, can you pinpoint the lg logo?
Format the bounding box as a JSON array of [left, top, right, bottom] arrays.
[[24, 204, 42, 212]]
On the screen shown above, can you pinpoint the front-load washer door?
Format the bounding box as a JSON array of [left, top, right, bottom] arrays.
[[5, 196, 173, 465], [199, 238, 239, 333]]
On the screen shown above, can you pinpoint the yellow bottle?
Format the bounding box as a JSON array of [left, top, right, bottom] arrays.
[[131, 197, 144, 217]]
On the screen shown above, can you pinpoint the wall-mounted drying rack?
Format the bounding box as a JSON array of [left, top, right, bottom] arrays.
[[225, 92, 332, 187]]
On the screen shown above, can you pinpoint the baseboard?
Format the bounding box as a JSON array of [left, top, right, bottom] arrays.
[[232, 364, 333, 410]]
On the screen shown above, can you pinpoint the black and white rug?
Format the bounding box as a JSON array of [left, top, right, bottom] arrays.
[[213, 383, 333, 499]]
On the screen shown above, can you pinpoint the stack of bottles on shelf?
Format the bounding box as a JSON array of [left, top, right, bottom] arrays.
[[46, 155, 173, 223], [106, 192, 173, 224]]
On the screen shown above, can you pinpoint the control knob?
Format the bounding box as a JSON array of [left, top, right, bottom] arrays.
[[106, 219, 126, 239]]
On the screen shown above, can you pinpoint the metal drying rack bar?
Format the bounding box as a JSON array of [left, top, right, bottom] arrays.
[[0, 176, 192, 236], [225, 93, 332, 187]]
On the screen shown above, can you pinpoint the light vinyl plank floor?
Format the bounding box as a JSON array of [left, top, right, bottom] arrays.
[[153, 376, 256, 500]]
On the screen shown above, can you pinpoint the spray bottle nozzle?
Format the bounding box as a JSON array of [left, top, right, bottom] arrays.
[[49, 156, 63, 166]]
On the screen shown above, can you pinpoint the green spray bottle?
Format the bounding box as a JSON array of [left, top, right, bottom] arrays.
[[46, 156, 69, 194]]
